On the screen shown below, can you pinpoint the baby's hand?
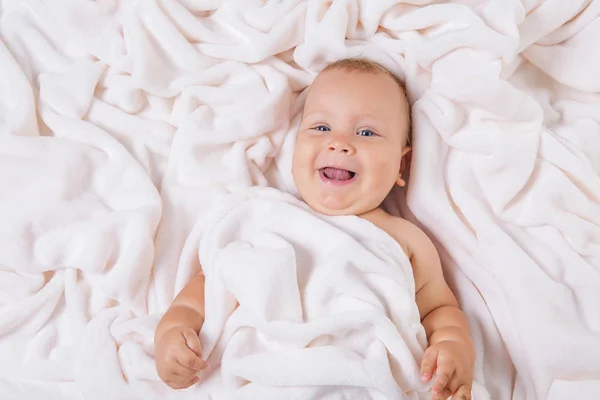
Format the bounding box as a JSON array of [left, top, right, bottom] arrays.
[[420, 340, 473, 400], [155, 326, 209, 389]]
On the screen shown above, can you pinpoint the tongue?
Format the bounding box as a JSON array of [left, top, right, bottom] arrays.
[[323, 167, 352, 181]]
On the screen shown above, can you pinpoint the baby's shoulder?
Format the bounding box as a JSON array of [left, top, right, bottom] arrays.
[[371, 214, 431, 260]]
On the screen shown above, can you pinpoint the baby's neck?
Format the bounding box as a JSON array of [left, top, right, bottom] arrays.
[[358, 206, 389, 224]]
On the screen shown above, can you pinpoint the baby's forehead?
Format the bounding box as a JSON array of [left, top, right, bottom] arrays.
[[305, 68, 408, 108], [302, 63, 412, 143]]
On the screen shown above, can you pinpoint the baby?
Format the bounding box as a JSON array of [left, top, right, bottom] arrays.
[[154, 59, 475, 400]]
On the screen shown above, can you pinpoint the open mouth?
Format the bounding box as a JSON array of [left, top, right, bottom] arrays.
[[319, 167, 356, 182]]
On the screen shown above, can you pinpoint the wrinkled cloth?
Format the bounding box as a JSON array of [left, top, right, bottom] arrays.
[[0, 0, 599, 399], [195, 186, 436, 399]]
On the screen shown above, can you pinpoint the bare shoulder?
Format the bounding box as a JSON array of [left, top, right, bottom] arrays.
[[373, 213, 435, 260], [366, 211, 442, 291]]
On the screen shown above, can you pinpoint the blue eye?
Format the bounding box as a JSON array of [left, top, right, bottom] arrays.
[[357, 130, 374, 137], [314, 125, 330, 132]]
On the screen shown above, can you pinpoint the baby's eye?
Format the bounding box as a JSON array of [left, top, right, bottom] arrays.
[[314, 125, 330, 132], [357, 130, 375, 137]]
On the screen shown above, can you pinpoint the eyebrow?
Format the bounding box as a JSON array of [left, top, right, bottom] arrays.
[[302, 110, 383, 123], [302, 110, 330, 120]]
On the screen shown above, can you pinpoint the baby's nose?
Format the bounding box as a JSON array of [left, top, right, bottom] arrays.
[[327, 137, 355, 155]]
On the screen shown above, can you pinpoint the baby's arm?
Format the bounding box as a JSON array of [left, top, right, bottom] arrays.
[[154, 272, 209, 389], [155, 272, 206, 340], [407, 225, 474, 400]]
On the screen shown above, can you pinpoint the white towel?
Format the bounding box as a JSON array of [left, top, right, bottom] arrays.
[[1, 1, 598, 398], [197, 187, 486, 399]]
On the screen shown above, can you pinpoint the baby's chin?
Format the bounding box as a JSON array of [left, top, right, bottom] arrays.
[[294, 180, 380, 216], [303, 197, 372, 217]]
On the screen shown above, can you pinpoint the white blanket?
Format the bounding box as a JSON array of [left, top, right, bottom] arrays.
[[197, 186, 431, 399], [0, 0, 599, 399]]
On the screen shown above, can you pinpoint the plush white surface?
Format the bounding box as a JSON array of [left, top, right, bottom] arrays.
[[0, 0, 599, 399], [195, 186, 433, 399]]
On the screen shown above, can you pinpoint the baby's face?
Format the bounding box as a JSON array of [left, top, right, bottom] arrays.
[[292, 68, 410, 216]]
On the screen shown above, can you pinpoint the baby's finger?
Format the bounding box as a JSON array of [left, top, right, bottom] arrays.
[[177, 346, 208, 371], [431, 359, 454, 396], [452, 384, 472, 400], [433, 386, 452, 400], [181, 328, 204, 358], [166, 376, 199, 390], [420, 347, 439, 382], [160, 357, 197, 380], [446, 372, 465, 395], [168, 361, 198, 378]]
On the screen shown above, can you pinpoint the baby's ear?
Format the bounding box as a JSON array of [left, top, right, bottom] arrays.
[[396, 147, 412, 187]]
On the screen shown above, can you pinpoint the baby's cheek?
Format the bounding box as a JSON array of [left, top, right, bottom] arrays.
[[377, 157, 401, 180], [291, 148, 308, 174]]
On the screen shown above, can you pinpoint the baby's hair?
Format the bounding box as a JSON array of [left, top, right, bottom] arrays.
[[322, 58, 412, 145]]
